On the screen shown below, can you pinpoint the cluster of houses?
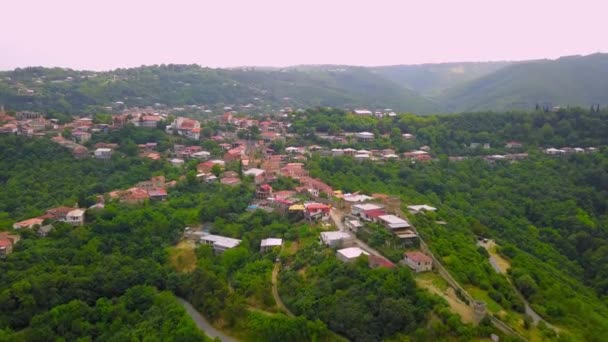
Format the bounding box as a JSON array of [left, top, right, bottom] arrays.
[[184, 227, 283, 254], [105, 175, 172, 204], [544, 147, 598, 155], [0, 109, 59, 136], [10, 206, 87, 240]]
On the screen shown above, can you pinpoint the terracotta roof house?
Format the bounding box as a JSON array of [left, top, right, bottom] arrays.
[[121, 187, 150, 204], [404, 251, 433, 272], [220, 177, 241, 186], [13, 217, 44, 229], [148, 188, 168, 201]]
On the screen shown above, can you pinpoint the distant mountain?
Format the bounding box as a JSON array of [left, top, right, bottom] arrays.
[[369, 61, 512, 96], [1, 53, 607, 115], [0, 65, 439, 114], [439, 53, 608, 112]]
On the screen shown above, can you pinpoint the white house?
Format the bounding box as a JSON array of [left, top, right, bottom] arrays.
[[378, 215, 411, 230], [260, 238, 283, 252], [94, 148, 112, 160], [407, 205, 437, 214], [191, 151, 211, 160], [64, 209, 85, 226], [353, 109, 373, 116], [345, 219, 363, 233], [200, 234, 241, 253], [337, 247, 369, 263], [355, 132, 374, 141], [170, 158, 185, 167], [320, 231, 353, 248]]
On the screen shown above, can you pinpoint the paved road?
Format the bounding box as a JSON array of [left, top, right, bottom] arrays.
[[271, 263, 295, 317], [177, 298, 239, 342], [329, 208, 383, 256]]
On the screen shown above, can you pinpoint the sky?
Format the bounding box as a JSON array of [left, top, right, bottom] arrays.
[[2, 0, 607, 70]]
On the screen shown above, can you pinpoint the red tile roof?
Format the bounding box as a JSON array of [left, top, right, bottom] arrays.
[[405, 251, 432, 264]]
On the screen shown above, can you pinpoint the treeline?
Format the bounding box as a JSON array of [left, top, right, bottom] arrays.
[[307, 151, 608, 340], [6, 286, 209, 341], [289, 107, 608, 155]]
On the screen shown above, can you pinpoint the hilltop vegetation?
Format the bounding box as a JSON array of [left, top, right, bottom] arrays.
[[2, 53, 608, 115], [440, 54, 608, 112]]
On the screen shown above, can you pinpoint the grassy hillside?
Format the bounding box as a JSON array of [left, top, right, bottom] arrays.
[[440, 53, 608, 112], [370, 61, 511, 96]]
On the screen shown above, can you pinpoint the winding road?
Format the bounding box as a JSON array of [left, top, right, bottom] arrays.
[[177, 298, 239, 342]]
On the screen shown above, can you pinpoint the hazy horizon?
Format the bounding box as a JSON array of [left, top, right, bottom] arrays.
[[3, 0, 607, 71]]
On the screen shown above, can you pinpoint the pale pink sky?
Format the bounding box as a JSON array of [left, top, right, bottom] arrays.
[[2, 0, 606, 70]]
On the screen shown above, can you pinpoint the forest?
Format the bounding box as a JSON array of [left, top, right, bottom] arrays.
[[307, 150, 608, 341], [288, 107, 608, 155]]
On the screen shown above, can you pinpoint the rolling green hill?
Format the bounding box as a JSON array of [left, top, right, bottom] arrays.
[[0, 65, 439, 115], [369, 61, 511, 96], [439, 53, 608, 112], [1, 53, 608, 115]]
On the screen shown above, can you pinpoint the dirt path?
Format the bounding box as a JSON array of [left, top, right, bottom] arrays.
[[415, 277, 477, 324], [271, 263, 295, 317], [178, 298, 239, 342]]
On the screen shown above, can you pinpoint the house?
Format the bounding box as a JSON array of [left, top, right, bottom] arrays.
[[256, 184, 273, 200], [137, 176, 166, 191], [544, 148, 565, 155], [362, 209, 388, 222], [407, 205, 437, 214], [148, 189, 168, 201], [345, 219, 363, 233], [505, 141, 523, 149], [197, 160, 225, 173], [121, 187, 150, 204], [200, 234, 241, 253], [38, 224, 54, 237], [378, 215, 411, 230], [402, 133, 415, 140], [304, 203, 331, 221], [72, 131, 91, 144], [260, 238, 283, 252], [244, 168, 266, 184], [280, 163, 308, 179], [46, 206, 75, 221], [0, 239, 13, 257], [13, 217, 44, 229], [0, 232, 20, 245], [404, 251, 433, 272], [220, 177, 241, 186], [320, 231, 353, 248], [356, 132, 374, 141], [368, 255, 396, 269], [353, 109, 373, 116], [136, 115, 163, 128], [191, 151, 211, 160], [337, 247, 369, 263], [170, 158, 185, 167], [298, 177, 333, 197], [65, 209, 86, 226], [351, 203, 384, 217], [171, 117, 201, 140], [94, 148, 113, 160], [331, 148, 344, 156], [0, 232, 20, 256]]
